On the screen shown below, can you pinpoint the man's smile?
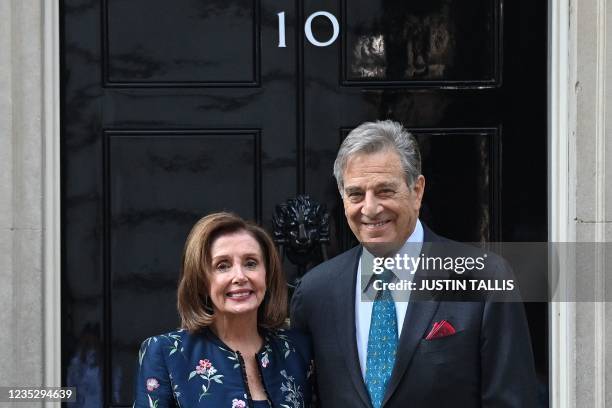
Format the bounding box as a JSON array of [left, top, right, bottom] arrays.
[[362, 220, 392, 230]]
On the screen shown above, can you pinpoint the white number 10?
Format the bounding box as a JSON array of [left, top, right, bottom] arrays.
[[277, 11, 340, 48]]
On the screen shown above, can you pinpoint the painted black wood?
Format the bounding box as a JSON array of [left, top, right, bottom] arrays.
[[61, 0, 548, 406]]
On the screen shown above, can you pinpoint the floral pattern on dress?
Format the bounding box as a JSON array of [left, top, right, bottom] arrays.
[[169, 372, 182, 408], [147, 394, 159, 408], [145, 378, 160, 408], [189, 358, 224, 401], [159, 331, 185, 357], [260, 343, 273, 368], [218, 345, 241, 369], [274, 330, 296, 359], [261, 353, 270, 368], [146, 378, 160, 392], [232, 398, 247, 408], [279, 369, 304, 408], [139, 330, 186, 367], [139, 337, 154, 367]]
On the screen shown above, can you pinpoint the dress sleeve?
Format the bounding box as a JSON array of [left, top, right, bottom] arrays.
[[134, 336, 177, 408], [285, 329, 318, 408]]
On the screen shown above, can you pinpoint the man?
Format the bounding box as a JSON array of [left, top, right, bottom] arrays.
[[291, 120, 538, 407]]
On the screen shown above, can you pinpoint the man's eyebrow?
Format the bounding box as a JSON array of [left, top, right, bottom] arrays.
[[344, 186, 363, 194], [344, 182, 399, 193], [376, 181, 399, 189]]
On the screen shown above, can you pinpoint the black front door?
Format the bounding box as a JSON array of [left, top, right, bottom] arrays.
[[62, 0, 547, 406]]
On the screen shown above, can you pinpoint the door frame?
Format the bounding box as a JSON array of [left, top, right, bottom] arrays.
[[548, 0, 573, 406], [45, 0, 573, 405], [43, 0, 62, 393]]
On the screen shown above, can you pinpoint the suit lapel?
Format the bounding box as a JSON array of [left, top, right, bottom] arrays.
[[382, 226, 442, 407], [332, 246, 373, 408]]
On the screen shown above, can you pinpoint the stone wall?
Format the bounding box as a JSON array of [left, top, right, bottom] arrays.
[[572, 0, 612, 406], [0, 0, 45, 394]]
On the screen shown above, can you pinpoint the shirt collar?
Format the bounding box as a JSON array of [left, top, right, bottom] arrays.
[[361, 219, 424, 295]]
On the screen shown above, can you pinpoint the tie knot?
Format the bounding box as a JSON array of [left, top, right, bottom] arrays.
[[378, 268, 395, 285]]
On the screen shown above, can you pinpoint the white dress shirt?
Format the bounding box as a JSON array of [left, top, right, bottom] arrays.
[[355, 219, 424, 379]]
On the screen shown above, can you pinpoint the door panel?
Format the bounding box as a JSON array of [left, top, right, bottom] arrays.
[[105, 0, 260, 85], [343, 0, 500, 85]]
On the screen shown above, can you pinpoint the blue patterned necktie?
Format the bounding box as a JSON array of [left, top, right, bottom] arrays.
[[365, 269, 398, 408]]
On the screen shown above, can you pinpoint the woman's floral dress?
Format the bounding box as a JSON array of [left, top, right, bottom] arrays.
[[134, 328, 314, 408]]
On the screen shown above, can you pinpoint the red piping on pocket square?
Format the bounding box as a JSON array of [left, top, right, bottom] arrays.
[[425, 320, 456, 340]]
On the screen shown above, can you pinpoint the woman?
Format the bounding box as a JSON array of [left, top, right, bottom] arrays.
[[134, 213, 314, 408]]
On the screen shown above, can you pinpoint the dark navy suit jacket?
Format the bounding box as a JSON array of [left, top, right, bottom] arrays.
[[291, 226, 538, 408]]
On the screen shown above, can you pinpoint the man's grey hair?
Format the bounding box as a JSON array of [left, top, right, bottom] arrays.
[[333, 120, 421, 193]]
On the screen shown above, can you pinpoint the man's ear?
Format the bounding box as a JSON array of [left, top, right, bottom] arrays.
[[340, 191, 348, 214], [412, 175, 425, 210]]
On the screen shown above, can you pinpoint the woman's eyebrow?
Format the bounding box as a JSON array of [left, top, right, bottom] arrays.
[[212, 252, 261, 260]]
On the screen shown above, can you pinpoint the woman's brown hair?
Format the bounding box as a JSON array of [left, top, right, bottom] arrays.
[[177, 212, 287, 332]]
